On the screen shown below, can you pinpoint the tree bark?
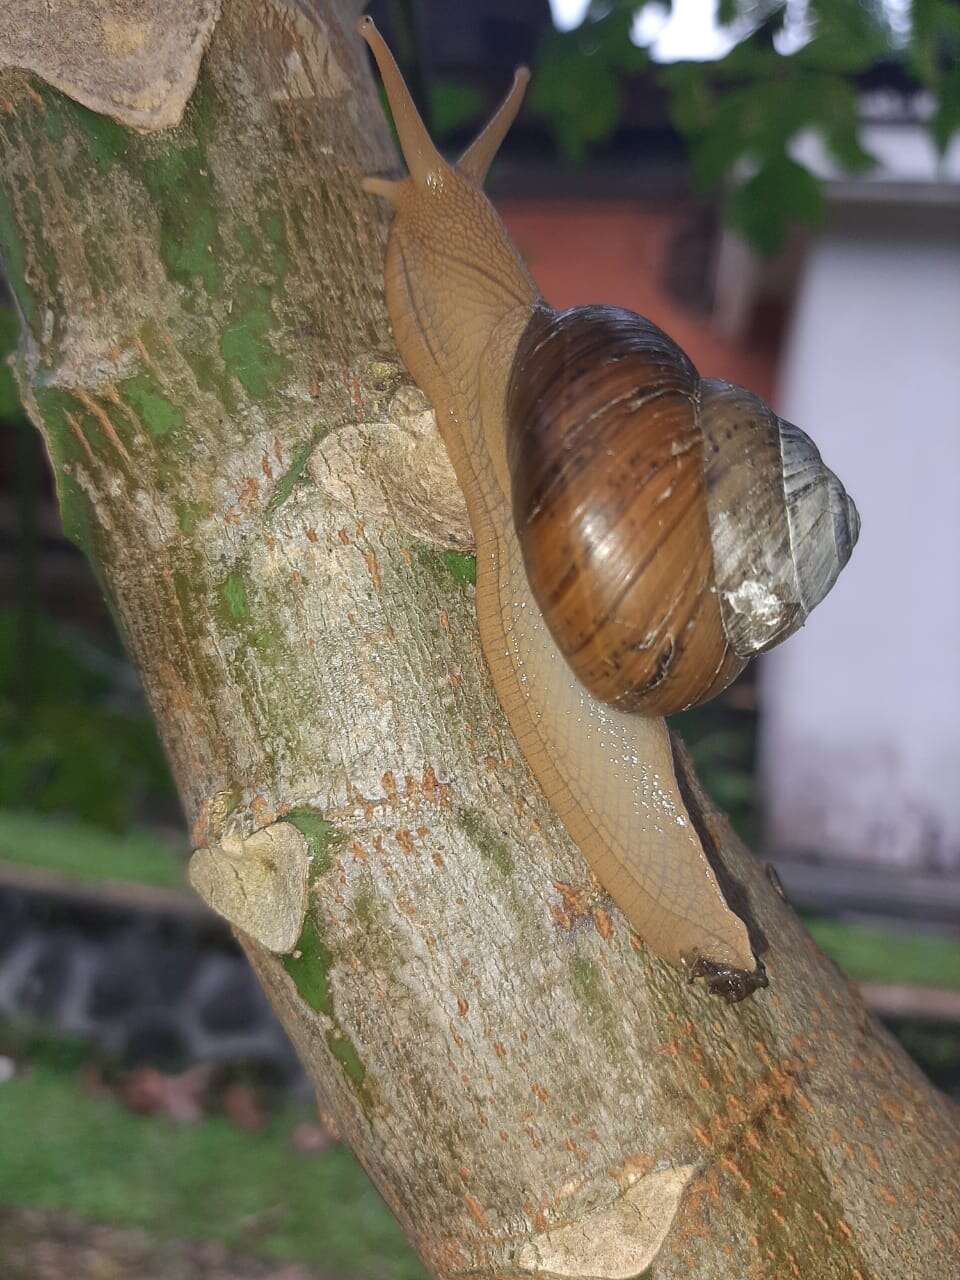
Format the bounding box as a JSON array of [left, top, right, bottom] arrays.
[[1, 2, 957, 1277]]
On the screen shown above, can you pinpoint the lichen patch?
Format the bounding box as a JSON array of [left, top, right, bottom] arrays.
[[310, 383, 472, 552]]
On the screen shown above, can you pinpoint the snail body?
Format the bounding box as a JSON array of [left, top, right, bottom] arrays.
[[358, 18, 857, 999]]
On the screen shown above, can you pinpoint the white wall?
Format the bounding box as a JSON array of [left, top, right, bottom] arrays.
[[761, 221, 960, 869]]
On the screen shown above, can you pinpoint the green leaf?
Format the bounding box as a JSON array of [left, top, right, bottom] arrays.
[[727, 154, 824, 254], [662, 63, 712, 135], [680, 86, 753, 189], [906, 0, 960, 85], [932, 62, 960, 154], [594, 8, 648, 74], [531, 40, 621, 162], [803, 0, 890, 70], [716, 0, 741, 25], [748, 75, 827, 159], [796, 29, 885, 74], [531, 7, 649, 161], [533, 0, 953, 249], [815, 80, 879, 173]]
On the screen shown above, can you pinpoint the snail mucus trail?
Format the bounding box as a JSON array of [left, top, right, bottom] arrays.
[[357, 16, 859, 1002]]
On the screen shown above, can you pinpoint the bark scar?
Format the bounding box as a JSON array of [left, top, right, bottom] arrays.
[[515, 1164, 696, 1278], [0, 1, 223, 132], [188, 818, 312, 952]]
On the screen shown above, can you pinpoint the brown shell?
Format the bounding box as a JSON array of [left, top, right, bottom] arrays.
[[506, 304, 745, 714], [506, 304, 858, 715]]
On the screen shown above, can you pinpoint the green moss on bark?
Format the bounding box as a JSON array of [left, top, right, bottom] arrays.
[[283, 915, 335, 1017], [283, 912, 371, 1105], [37, 84, 130, 171], [285, 809, 343, 874], [122, 374, 185, 440], [220, 284, 289, 400], [267, 439, 314, 512], [457, 806, 513, 875], [441, 551, 476, 587], [219, 572, 250, 623], [29, 387, 98, 558]]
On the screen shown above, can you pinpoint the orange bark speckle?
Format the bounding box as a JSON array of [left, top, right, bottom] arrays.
[[551, 881, 591, 931], [250, 794, 274, 825], [609, 1153, 655, 1187], [363, 549, 382, 590], [720, 1156, 751, 1192], [593, 906, 614, 940], [422, 766, 450, 805], [463, 1193, 490, 1230]]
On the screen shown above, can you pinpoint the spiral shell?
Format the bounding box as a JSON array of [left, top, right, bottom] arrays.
[[506, 303, 859, 715]]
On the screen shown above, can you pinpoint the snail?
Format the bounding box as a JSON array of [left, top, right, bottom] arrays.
[[357, 17, 858, 1001]]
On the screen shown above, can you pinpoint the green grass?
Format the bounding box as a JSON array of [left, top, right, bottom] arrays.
[[805, 917, 960, 991], [0, 1065, 424, 1279], [0, 810, 185, 890]]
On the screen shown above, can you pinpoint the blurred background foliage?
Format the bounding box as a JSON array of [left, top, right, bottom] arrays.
[[529, 0, 960, 251]]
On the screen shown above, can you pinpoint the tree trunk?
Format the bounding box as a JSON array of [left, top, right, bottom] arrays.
[[1, 3, 957, 1276]]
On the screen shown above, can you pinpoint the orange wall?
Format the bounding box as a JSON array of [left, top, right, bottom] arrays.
[[499, 199, 776, 403]]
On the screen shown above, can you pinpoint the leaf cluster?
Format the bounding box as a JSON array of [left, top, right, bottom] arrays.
[[530, 1, 960, 253], [530, 3, 648, 163]]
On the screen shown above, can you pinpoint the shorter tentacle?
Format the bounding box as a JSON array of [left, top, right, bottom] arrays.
[[458, 66, 531, 185]]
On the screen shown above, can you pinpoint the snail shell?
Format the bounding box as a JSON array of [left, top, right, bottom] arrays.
[[507, 304, 859, 715]]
